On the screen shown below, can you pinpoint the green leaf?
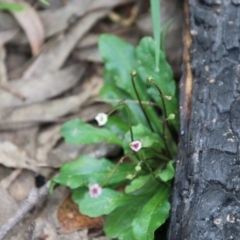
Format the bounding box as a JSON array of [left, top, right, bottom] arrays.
[[104, 194, 148, 240], [72, 187, 87, 202], [104, 179, 162, 239], [39, 0, 50, 5], [99, 34, 138, 99], [99, 35, 163, 132], [52, 155, 135, 189], [100, 83, 148, 126], [132, 184, 171, 240], [147, 87, 179, 130], [49, 180, 57, 194], [78, 189, 130, 217], [125, 175, 151, 193], [0, 2, 23, 11], [136, 37, 175, 94], [100, 82, 130, 106], [136, 37, 178, 130], [159, 160, 175, 182], [61, 119, 122, 145], [123, 124, 164, 153], [105, 115, 128, 136]]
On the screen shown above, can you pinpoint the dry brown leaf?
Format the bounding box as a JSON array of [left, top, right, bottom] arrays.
[[2, 0, 134, 44], [6, 50, 29, 79], [40, 0, 134, 38], [0, 44, 7, 84], [81, 75, 104, 97], [0, 29, 18, 45], [0, 141, 38, 171], [24, 9, 109, 78], [78, 102, 111, 122], [39, 0, 91, 37], [1, 169, 14, 187], [44, 141, 120, 168], [0, 185, 18, 226], [36, 124, 61, 162], [33, 186, 90, 240], [57, 195, 104, 234], [0, 92, 91, 130], [0, 64, 86, 109], [8, 169, 35, 203], [90, 0, 135, 10], [0, 168, 22, 189], [6, 0, 45, 56], [75, 46, 102, 63], [77, 33, 99, 49], [0, 12, 18, 32], [0, 125, 39, 157]]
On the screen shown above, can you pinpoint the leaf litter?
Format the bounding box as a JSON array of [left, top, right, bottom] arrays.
[[0, 0, 183, 239]]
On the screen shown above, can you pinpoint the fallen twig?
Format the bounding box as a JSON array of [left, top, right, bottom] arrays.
[[0, 182, 49, 240]]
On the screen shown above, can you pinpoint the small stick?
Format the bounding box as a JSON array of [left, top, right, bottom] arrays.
[[0, 182, 49, 240]]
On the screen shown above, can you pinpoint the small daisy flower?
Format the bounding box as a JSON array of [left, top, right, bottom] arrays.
[[130, 140, 142, 152], [95, 113, 108, 126], [89, 183, 102, 198]]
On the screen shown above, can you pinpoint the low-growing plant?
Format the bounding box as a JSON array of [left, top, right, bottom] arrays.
[[52, 1, 179, 239]]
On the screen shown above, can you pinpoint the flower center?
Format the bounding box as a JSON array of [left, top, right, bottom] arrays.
[[133, 143, 139, 149]]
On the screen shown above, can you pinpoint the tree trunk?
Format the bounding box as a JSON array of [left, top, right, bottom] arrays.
[[168, 0, 240, 239]]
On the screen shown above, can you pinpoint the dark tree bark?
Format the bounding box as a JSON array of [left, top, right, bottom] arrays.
[[168, 0, 240, 239]]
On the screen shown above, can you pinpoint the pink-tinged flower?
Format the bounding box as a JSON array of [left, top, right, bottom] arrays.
[[130, 140, 142, 152], [95, 113, 108, 126], [89, 183, 102, 198]]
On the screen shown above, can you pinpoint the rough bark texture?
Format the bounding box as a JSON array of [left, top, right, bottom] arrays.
[[168, 0, 240, 239]]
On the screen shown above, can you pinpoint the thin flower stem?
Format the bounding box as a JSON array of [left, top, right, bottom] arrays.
[[106, 105, 119, 116], [101, 153, 132, 187], [96, 98, 159, 107], [149, 82, 173, 158], [141, 147, 169, 162], [120, 101, 134, 141], [104, 100, 134, 141], [141, 157, 162, 183], [131, 74, 154, 132], [151, 82, 169, 130]]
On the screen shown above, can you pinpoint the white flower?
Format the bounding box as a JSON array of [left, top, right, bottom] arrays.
[[89, 183, 102, 198], [130, 140, 142, 152], [95, 113, 108, 126]]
